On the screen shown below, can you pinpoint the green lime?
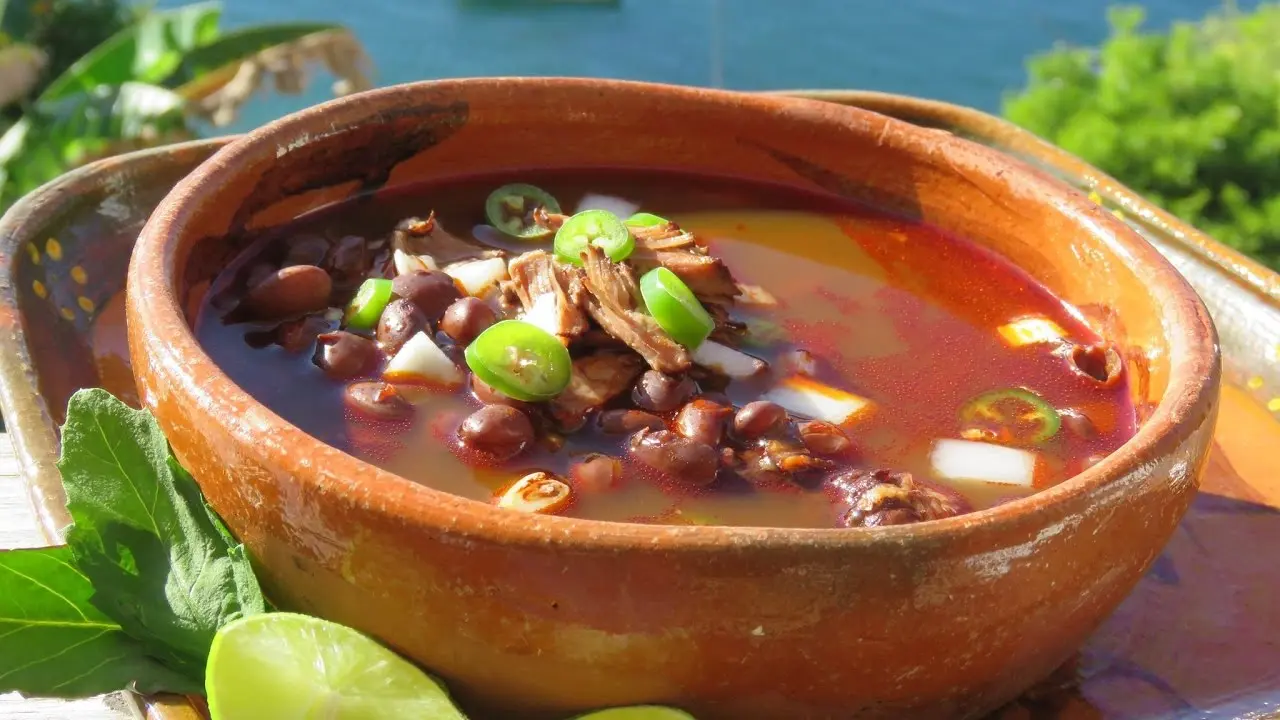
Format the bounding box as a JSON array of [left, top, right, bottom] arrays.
[[206, 612, 465, 720], [575, 707, 697, 720]]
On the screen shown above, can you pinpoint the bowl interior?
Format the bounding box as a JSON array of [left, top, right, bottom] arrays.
[[139, 78, 1213, 543], [0, 140, 231, 428]]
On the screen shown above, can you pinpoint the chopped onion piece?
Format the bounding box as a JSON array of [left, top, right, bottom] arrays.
[[930, 438, 1037, 488], [392, 248, 437, 276], [692, 341, 767, 378], [761, 375, 874, 425], [383, 331, 463, 388], [444, 257, 508, 297], [575, 193, 640, 219], [997, 316, 1066, 348], [521, 293, 561, 338]]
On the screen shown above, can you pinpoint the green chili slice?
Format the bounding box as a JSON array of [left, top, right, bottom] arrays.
[[624, 212, 670, 228], [484, 183, 562, 240], [344, 278, 394, 330], [553, 209, 634, 265], [638, 267, 714, 349], [464, 320, 572, 401], [959, 388, 1061, 445]]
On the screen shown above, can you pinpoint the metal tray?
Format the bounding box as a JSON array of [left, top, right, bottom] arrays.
[[0, 91, 1276, 720]]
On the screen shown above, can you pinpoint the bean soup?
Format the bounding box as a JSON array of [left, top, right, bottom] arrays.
[[195, 170, 1136, 528]]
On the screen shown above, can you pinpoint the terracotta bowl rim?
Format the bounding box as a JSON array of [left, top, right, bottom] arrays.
[[129, 77, 1218, 552]]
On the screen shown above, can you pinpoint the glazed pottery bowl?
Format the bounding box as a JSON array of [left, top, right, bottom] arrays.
[[127, 78, 1219, 720]]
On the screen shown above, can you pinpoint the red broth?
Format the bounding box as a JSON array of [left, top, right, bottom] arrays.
[[195, 169, 1136, 528]]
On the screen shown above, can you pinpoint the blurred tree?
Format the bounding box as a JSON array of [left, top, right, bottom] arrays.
[[0, 0, 373, 211], [1003, 3, 1280, 270]]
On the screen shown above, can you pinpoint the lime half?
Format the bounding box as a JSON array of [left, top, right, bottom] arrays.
[[576, 707, 697, 720], [206, 612, 465, 720]]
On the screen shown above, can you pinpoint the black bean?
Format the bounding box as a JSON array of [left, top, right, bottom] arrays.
[[470, 375, 527, 408], [674, 398, 731, 446], [440, 297, 497, 344], [243, 265, 332, 321], [392, 270, 462, 321], [327, 235, 368, 280], [569, 454, 622, 493], [344, 381, 414, 421], [1069, 343, 1123, 386], [282, 233, 331, 268], [598, 409, 665, 435], [244, 262, 276, 289], [314, 331, 379, 379], [458, 405, 534, 460], [631, 371, 696, 413], [627, 428, 719, 488], [733, 401, 789, 439], [1059, 409, 1097, 439], [276, 314, 332, 353], [798, 421, 852, 456], [376, 298, 430, 355]]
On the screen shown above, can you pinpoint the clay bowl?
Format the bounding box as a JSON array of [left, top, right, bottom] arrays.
[[127, 78, 1219, 719]]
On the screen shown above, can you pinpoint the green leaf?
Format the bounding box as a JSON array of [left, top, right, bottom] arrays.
[[38, 1, 222, 104], [165, 21, 339, 89], [0, 82, 189, 209], [57, 388, 266, 685], [0, 545, 200, 697]]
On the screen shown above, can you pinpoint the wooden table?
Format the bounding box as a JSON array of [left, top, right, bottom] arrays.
[[0, 432, 140, 720]]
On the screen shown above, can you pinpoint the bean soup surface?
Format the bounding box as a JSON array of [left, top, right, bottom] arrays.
[[196, 169, 1136, 528]]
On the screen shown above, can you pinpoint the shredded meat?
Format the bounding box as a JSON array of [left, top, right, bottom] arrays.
[[506, 251, 589, 342], [632, 222, 697, 251], [548, 352, 646, 428], [393, 212, 502, 265], [571, 328, 631, 354], [705, 302, 747, 342], [825, 469, 971, 528], [631, 249, 740, 303], [533, 208, 568, 233], [580, 245, 691, 373]]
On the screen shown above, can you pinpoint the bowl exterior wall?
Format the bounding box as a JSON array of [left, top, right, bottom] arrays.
[[128, 79, 1219, 719]]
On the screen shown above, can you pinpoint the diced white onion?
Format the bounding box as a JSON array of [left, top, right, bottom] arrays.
[[575, 193, 640, 219], [997, 316, 1066, 348], [522, 293, 562, 337], [383, 331, 463, 388], [393, 248, 437, 276], [929, 439, 1037, 488], [761, 375, 874, 425], [692, 341, 767, 379], [444, 257, 508, 297]]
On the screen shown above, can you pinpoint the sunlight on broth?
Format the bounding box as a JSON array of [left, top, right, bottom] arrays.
[[196, 170, 1135, 529]]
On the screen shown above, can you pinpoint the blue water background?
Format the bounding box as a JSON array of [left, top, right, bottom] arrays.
[[155, 0, 1249, 133]]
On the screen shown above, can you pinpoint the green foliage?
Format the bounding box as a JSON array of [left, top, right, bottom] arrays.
[[0, 389, 264, 697], [4, 0, 137, 101], [1003, 4, 1280, 270], [0, 0, 362, 214]]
